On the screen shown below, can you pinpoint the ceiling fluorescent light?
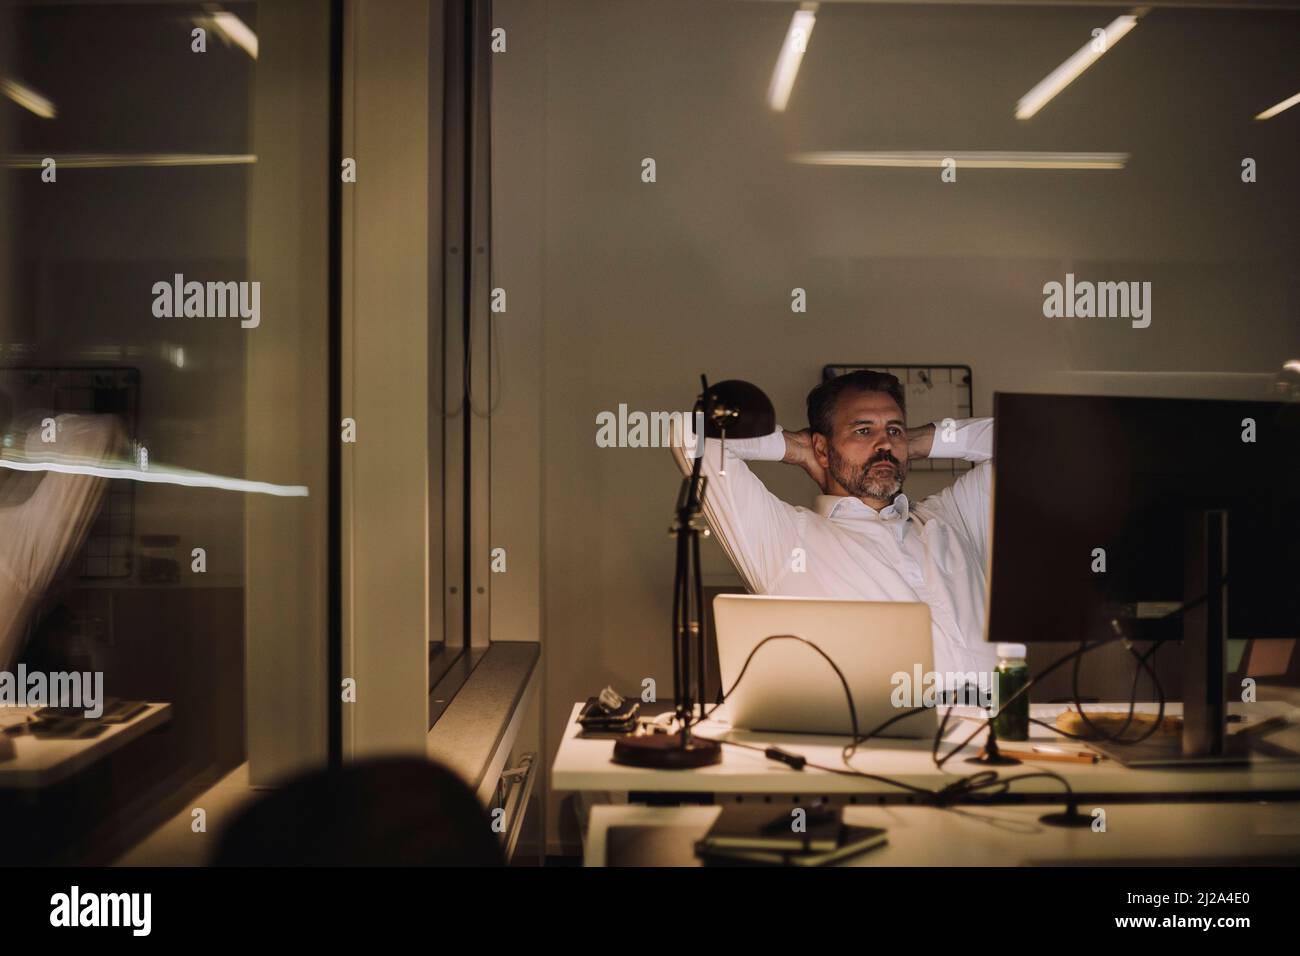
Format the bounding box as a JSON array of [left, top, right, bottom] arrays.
[[768, 3, 818, 112], [1016, 14, 1140, 120], [790, 150, 1127, 170], [211, 11, 259, 59], [0, 455, 307, 497], [2, 153, 255, 169], [1255, 91, 1300, 121], [1, 77, 56, 119]]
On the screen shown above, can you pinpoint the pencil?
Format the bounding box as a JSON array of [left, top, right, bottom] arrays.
[[983, 747, 1100, 764]]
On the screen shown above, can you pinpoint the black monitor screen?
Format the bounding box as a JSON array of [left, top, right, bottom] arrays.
[[988, 393, 1300, 646]]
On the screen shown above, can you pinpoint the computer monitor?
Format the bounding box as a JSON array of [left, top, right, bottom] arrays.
[[987, 392, 1300, 764]]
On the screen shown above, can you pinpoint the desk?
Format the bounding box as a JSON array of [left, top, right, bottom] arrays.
[[553, 700, 1300, 802], [584, 802, 1300, 866], [0, 703, 173, 790]]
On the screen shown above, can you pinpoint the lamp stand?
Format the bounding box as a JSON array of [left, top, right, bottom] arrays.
[[613, 376, 724, 769]]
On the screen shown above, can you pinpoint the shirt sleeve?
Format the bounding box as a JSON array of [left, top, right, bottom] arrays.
[[669, 417, 799, 594], [919, 417, 993, 563], [926, 416, 992, 462]]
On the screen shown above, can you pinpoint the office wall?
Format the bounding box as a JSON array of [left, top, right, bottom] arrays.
[[490, 0, 1300, 852]]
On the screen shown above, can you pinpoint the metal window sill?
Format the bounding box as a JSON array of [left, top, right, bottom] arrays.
[[426, 642, 539, 804]]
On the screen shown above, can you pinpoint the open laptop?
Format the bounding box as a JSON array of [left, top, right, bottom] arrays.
[[712, 594, 936, 738]]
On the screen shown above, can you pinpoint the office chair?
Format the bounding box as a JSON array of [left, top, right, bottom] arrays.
[[212, 757, 505, 866]]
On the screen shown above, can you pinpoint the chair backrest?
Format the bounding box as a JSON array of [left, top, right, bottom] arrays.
[[213, 757, 505, 866]]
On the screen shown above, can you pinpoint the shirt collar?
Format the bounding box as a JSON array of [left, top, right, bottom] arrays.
[[815, 492, 910, 522]]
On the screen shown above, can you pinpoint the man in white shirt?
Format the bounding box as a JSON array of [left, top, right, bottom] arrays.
[[673, 370, 997, 678]]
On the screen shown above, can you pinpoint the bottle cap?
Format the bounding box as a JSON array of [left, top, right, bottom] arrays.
[[996, 643, 1027, 659]]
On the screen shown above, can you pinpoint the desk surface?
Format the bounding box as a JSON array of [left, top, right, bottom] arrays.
[[553, 700, 1300, 800], [585, 801, 1300, 866], [0, 703, 172, 790]]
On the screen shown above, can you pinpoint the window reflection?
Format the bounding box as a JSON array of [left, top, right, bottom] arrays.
[[0, 1, 327, 865]]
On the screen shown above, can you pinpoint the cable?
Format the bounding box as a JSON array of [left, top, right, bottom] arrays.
[[842, 707, 929, 764], [689, 632, 1082, 811], [936, 581, 1224, 764], [692, 634, 975, 800], [698, 633, 860, 745], [682, 580, 1223, 813], [930, 769, 1075, 809], [690, 733, 938, 799], [1068, 633, 1166, 744], [932, 637, 1119, 769], [1034, 644, 1164, 744], [1064, 578, 1223, 744]]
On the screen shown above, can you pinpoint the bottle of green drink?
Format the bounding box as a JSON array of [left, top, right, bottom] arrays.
[[992, 643, 1030, 742]]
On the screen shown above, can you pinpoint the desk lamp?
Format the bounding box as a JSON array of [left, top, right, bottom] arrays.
[[613, 377, 775, 769]]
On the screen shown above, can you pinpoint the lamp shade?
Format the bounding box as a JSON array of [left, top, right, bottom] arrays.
[[694, 379, 775, 439]]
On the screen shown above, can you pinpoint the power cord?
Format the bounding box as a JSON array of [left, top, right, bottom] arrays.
[[1061, 576, 1229, 745], [688, 632, 1083, 810], [936, 581, 1225, 763], [1068, 632, 1167, 744], [932, 637, 1121, 769], [682, 580, 1227, 814]]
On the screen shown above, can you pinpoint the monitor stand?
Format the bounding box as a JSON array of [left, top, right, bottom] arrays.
[[1089, 510, 1250, 768], [1087, 732, 1253, 768]]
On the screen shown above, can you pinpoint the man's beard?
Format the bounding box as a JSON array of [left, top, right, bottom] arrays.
[[828, 445, 906, 502]]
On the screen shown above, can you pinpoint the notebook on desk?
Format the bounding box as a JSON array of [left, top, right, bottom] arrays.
[[695, 804, 888, 867]]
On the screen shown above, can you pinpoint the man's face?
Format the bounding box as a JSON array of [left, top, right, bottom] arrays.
[[814, 389, 908, 503]]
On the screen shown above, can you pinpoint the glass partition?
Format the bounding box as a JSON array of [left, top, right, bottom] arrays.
[[489, 0, 1300, 853], [0, 0, 331, 864]]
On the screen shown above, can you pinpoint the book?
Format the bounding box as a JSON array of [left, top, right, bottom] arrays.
[[697, 824, 889, 867], [696, 803, 843, 854]]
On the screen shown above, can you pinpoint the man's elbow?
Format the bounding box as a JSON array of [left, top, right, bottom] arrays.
[[669, 440, 691, 478]]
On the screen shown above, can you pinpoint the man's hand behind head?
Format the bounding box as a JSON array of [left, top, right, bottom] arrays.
[[782, 427, 830, 494]]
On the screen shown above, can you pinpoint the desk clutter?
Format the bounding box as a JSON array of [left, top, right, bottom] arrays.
[[577, 686, 703, 742], [1055, 710, 1181, 738], [577, 686, 640, 736], [695, 804, 888, 867], [1052, 709, 1289, 741], [0, 698, 150, 747]]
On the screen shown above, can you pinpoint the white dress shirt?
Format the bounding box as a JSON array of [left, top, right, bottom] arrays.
[[672, 417, 998, 678]]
